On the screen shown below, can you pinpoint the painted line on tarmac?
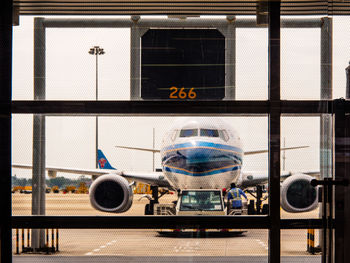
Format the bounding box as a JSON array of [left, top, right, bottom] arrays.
[[255, 239, 268, 250], [85, 239, 121, 256], [173, 241, 201, 255]]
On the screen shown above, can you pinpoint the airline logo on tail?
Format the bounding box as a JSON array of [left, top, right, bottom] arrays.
[[98, 158, 107, 168], [97, 150, 115, 170]]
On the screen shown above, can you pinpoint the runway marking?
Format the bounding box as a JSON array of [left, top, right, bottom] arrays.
[[85, 238, 120, 256], [173, 241, 201, 255], [255, 239, 268, 250]]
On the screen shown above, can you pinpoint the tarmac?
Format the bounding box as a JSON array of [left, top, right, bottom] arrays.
[[12, 193, 321, 261]]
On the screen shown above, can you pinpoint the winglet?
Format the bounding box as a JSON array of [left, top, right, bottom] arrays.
[[97, 150, 115, 170]]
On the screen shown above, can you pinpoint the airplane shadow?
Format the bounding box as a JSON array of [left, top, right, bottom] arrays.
[[157, 230, 247, 238]]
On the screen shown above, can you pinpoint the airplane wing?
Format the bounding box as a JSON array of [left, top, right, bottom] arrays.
[[115, 145, 160, 153], [239, 170, 319, 188], [12, 163, 114, 176], [12, 164, 171, 187], [244, 146, 309, 155], [239, 171, 291, 188], [118, 171, 171, 187], [116, 145, 309, 155]]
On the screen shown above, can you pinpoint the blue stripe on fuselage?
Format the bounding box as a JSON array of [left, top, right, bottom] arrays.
[[164, 165, 241, 177], [162, 141, 243, 155]]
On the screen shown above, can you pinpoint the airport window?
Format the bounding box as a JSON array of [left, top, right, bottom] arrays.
[[5, 2, 350, 263]]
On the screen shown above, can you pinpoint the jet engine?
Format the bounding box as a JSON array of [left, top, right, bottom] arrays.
[[89, 174, 133, 213], [280, 173, 318, 213]]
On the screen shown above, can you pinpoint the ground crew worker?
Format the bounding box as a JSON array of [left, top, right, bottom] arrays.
[[227, 183, 248, 209]]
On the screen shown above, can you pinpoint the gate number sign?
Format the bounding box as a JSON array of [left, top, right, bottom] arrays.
[[141, 29, 225, 100]]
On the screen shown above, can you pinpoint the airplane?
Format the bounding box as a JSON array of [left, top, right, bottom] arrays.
[[13, 117, 319, 215]]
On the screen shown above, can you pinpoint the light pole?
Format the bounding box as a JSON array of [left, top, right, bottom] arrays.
[[89, 46, 105, 168]]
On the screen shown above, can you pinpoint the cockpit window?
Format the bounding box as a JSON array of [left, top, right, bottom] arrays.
[[219, 130, 229, 141], [179, 129, 198, 137], [200, 129, 219, 137], [171, 130, 179, 141]]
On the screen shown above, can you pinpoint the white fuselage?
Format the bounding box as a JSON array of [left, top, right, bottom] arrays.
[[160, 118, 243, 190]]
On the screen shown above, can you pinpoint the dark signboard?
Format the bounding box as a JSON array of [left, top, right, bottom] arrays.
[[141, 29, 225, 100]]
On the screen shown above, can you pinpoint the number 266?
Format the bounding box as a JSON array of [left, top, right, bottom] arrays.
[[169, 87, 197, 99]]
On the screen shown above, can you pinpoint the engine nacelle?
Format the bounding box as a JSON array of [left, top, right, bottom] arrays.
[[280, 173, 318, 213], [89, 174, 133, 213]]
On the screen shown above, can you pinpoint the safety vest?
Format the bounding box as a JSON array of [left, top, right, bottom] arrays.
[[229, 188, 241, 200]]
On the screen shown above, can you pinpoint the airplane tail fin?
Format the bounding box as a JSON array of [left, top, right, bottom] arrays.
[[97, 150, 115, 170]]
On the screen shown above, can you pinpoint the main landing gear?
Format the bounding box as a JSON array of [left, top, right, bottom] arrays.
[[245, 185, 269, 215]]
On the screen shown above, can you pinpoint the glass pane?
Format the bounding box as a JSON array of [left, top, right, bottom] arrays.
[[12, 115, 271, 260], [236, 27, 268, 100], [180, 129, 198, 137], [12, 228, 268, 260], [12, 115, 268, 216], [281, 24, 321, 100], [12, 16, 269, 101], [333, 16, 350, 99], [200, 129, 219, 137], [281, 116, 326, 219], [12, 16, 130, 101], [281, 230, 321, 261]]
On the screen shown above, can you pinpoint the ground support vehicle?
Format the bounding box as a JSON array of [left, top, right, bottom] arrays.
[[152, 189, 247, 235]]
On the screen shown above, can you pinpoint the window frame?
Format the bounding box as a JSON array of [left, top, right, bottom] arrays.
[[4, 2, 350, 263]]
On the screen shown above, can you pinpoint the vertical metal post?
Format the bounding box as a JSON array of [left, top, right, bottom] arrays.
[[130, 16, 141, 100], [320, 17, 333, 181], [16, 229, 19, 254], [51, 228, 54, 250], [45, 229, 49, 248], [334, 98, 350, 263], [89, 46, 104, 168], [321, 17, 332, 101], [56, 229, 59, 251], [96, 52, 98, 168], [346, 62, 350, 99], [0, 0, 12, 261], [320, 16, 333, 260], [224, 15, 236, 100], [152, 127, 155, 172], [21, 229, 24, 251], [268, 1, 281, 263], [27, 229, 30, 247], [32, 17, 46, 251]]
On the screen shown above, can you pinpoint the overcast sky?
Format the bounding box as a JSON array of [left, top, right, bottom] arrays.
[[12, 15, 347, 178]]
